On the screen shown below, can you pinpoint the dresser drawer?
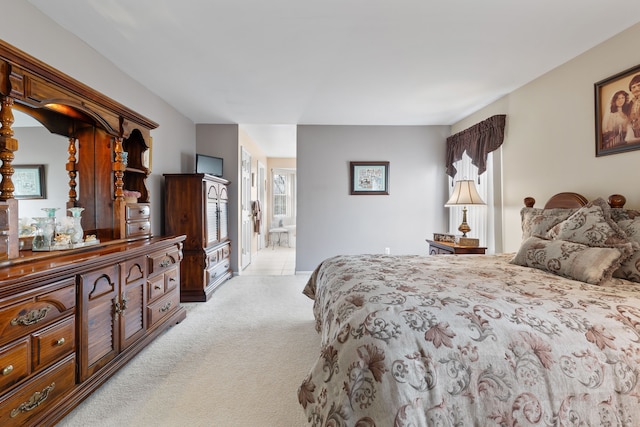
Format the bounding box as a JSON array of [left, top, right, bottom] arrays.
[[147, 288, 180, 329], [431, 246, 452, 255], [207, 258, 230, 287], [0, 355, 75, 426], [206, 248, 219, 267], [148, 247, 181, 278], [148, 274, 165, 302], [219, 242, 230, 259], [0, 281, 76, 347], [126, 220, 151, 237], [205, 242, 230, 267], [31, 317, 75, 372], [125, 203, 150, 221], [0, 338, 29, 395], [165, 267, 179, 293]]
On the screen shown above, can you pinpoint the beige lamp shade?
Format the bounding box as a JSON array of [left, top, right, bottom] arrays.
[[445, 180, 485, 237], [445, 180, 485, 206]]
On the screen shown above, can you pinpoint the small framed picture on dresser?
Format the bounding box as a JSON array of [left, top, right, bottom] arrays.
[[349, 161, 389, 195]]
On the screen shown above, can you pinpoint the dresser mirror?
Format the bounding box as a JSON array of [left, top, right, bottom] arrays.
[[0, 39, 157, 259], [12, 109, 69, 218]]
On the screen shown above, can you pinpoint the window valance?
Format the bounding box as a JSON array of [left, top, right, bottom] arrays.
[[445, 114, 506, 179]]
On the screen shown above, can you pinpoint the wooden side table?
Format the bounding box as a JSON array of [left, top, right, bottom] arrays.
[[426, 239, 486, 255]]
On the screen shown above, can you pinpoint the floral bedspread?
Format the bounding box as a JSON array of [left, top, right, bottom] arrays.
[[298, 254, 640, 426]]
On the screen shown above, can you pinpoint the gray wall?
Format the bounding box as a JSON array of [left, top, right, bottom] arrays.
[[297, 125, 449, 271], [2, 1, 196, 237], [13, 126, 68, 218], [196, 124, 240, 272]]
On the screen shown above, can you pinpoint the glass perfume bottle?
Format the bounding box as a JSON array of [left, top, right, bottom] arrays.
[[40, 208, 59, 247], [31, 217, 48, 250]]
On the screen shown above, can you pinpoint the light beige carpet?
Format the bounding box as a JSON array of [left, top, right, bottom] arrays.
[[58, 274, 319, 427]]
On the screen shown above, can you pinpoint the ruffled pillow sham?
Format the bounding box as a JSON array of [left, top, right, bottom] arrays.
[[520, 207, 577, 241], [515, 198, 638, 285], [510, 236, 630, 285], [545, 198, 629, 247], [609, 209, 640, 282]]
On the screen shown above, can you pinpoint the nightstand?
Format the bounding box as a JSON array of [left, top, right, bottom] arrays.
[[426, 239, 487, 255]]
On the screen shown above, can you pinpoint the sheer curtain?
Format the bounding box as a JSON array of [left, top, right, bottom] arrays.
[[448, 152, 495, 253]]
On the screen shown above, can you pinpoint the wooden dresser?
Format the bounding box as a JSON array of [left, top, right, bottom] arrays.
[[0, 39, 186, 426], [0, 236, 186, 426], [164, 174, 232, 302]]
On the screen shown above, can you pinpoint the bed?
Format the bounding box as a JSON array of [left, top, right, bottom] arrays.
[[298, 192, 640, 426]]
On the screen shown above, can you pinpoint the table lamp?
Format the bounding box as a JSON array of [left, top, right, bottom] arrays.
[[445, 180, 485, 237]]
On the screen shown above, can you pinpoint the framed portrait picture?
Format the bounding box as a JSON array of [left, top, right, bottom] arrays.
[[13, 164, 46, 199], [595, 63, 640, 156], [349, 161, 389, 195]]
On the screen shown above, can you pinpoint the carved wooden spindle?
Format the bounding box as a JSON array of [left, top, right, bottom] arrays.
[[113, 136, 125, 200], [0, 96, 18, 200], [67, 137, 78, 203]]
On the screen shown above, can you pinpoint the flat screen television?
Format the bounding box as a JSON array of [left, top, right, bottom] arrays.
[[196, 154, 223, 177]]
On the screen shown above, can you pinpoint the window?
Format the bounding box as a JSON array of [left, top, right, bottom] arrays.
[[448, 152, 495, 252], [272, 168, 296, 226]]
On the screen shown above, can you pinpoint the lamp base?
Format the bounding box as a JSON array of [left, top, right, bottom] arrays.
[[457, 206, 471, 237]]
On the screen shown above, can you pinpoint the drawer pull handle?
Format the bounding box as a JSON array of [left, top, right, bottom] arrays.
[[169, 277, 176, 282], [121, 292, 129, 312], [139, 209, 147, 214], [114, 300, 122, 319], [2, 365, 14, 376], [160, 301, 172, 313], [11, 306, 52, 326], [139, 226, 147, 231], [55, 338, 65, 346], [11, 382, 55, 418], [160, 259, 172, 268], [114, 293, 128, 319], [154, 285, 162, 290]]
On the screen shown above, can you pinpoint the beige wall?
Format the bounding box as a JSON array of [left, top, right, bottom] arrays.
[[453, 22, 640, 253]]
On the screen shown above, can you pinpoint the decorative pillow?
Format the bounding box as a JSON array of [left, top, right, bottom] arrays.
[[610, 208, 640, 223], [545, 198, 629, 247], [520, 207, 577, 241], [510, 236, 629, 285], [612, 217, 640, 282]]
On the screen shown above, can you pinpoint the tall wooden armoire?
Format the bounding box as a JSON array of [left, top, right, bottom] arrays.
[[163, 173, 232, 302]]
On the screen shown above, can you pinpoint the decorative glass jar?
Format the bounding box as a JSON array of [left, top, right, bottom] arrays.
[[68, 208, 85, 244]]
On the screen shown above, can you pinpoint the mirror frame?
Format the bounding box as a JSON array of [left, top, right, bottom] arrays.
[[0, 39, 158, 259]]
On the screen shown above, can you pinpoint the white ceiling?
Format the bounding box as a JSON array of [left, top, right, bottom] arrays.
[[26, 0, 640, 157]]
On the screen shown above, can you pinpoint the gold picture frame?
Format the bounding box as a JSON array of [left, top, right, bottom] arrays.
[[595, 63, 640, 156]]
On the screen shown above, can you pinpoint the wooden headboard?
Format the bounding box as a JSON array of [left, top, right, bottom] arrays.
[[524, 192, 627, 209]]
